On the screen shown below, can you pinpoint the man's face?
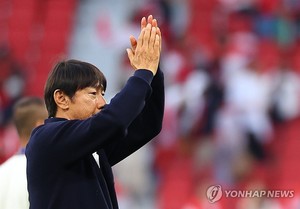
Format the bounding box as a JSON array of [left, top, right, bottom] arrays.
[[67, 87, 106, 120]]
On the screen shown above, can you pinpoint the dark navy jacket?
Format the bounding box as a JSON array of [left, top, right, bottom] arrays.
[[26, 69, 164, 209]]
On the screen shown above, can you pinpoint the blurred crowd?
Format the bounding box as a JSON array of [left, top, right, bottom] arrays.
[[1, 0, 300, 209], [115, 0, 300, 208]]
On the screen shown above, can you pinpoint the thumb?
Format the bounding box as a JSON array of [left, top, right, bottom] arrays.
[[126, 48, 133, 59], [129, 35, 137, 50], [126, 48, 136, 69]]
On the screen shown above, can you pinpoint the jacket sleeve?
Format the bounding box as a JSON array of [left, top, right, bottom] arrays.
[[104, 68, 165, 166], [28, 70, 155, 165]]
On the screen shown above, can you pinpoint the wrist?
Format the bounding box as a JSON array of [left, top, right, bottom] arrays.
[[134, 69, 154, 84]]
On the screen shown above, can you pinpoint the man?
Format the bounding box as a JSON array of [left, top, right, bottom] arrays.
[[0, 97, 47, 209], [26, 15, 164, 209]]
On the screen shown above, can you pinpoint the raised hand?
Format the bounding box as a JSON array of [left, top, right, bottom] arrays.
[[128, 15, 161, 55], [127, 15, 162, 75]]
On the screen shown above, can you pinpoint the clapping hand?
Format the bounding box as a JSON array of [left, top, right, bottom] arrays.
[[126, 15, 162, 75]]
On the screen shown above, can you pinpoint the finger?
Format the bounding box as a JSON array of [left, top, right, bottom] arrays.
[[129, 35, 137, 52], [154, 34, 160, 52], [126, 48, 135, 67], [153, 20, 161, 43], [141, 17, 147, 30], [126, 48, 132, 58], [137, 27, 146, 50], [149, 26, 157, 48], [156, 27, 162, 52], [156, 26, 161, 36], [152, 19, 157, 28], [143, 23, 151, 48], [147, 15, 153, 25]]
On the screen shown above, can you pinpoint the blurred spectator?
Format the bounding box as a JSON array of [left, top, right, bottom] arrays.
[[218, 0, 257, 13], [178, 68, 210, 139], [269, 55, 300, 123], [158, 0, 191, 42], [214, 54, 274, 185], [0, 44, 26, 125], [0, 45, 26, 164], [0, 97, 47, 209]]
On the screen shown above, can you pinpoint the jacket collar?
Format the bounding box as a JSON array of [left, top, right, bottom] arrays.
[[45, 117, 68, 123]]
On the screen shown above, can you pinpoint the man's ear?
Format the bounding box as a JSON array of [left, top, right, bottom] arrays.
[[53, 89, 69, 110]]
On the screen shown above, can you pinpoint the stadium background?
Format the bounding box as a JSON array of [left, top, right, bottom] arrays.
[[1, 0, 300, 208]]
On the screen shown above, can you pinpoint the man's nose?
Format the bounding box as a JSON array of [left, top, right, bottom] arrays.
[[97, 94, 107, 109]]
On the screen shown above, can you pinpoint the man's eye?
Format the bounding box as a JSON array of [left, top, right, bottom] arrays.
[[90, 92, 97, 95]]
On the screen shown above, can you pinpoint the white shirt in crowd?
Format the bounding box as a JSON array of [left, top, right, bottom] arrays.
[[0, 154, 29, 209]]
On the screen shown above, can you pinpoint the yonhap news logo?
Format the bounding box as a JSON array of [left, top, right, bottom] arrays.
[[206, 185, 223, 203], [206, 185, 294, 203]]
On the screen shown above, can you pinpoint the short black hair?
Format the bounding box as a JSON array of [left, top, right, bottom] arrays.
[[44, 59, 107, 117]]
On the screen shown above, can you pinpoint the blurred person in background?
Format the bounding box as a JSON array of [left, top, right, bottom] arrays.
[[0, 45, 26, 127], [0, 97, 47, 209], [26, 15, 164, 209], [0, 45, 26, 164], [269, 54, 300, 123]]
